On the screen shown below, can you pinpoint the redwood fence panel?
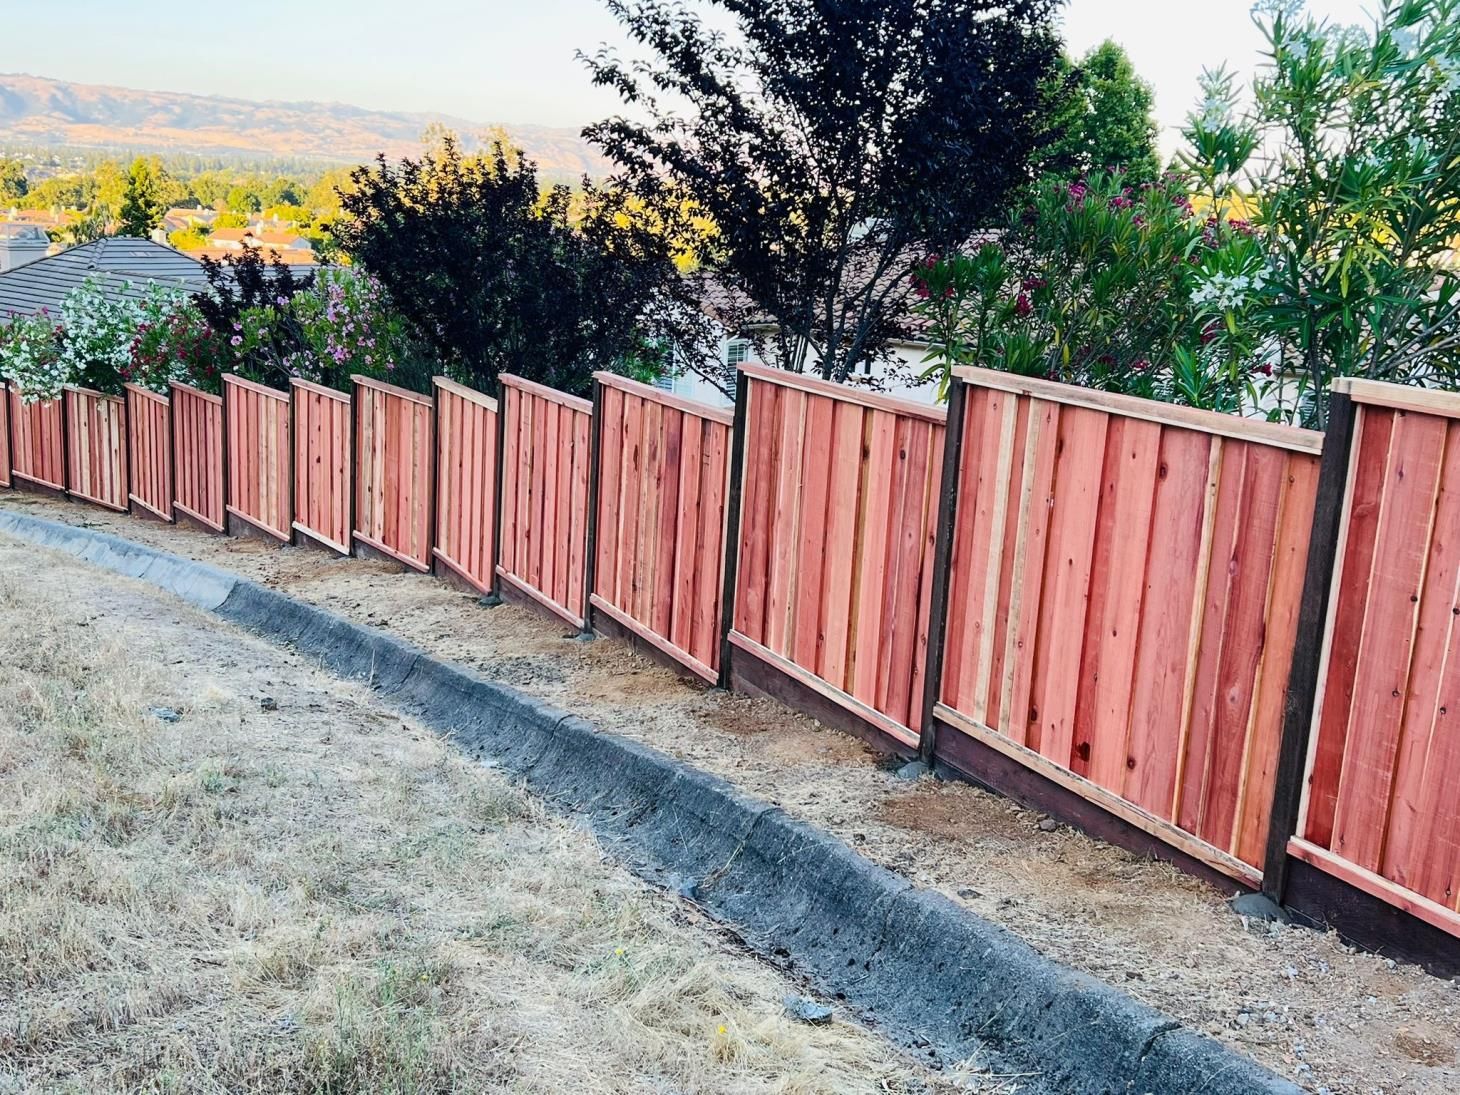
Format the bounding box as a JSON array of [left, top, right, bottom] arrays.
[[63, 386, 129, 511], [171, 382, 226, 532], [8, 385, 65, 491], [498, 374, 593, 627], [1292, 379, 1460, 939], [354, 375, 433, 570], [223, 374, 292, 541], [125, 384, 173, 520], [432, 376, 497, 593], [291, 380, 353, 554], [592, 372, 733, 683], [0, 384, 10, 489], [931, 367, 1324, 884], [728, 365, 946, 747]]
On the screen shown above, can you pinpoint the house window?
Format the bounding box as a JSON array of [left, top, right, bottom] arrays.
[[725, 338, 752, 368]]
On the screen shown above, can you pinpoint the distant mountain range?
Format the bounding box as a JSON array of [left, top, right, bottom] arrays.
[[0, 73, 614, 177]]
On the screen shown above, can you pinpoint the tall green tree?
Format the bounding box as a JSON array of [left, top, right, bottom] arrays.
[[0, 158, 27, 203], [117, 157, 169, 238], [583, 0, 1063, 387], [1041, 41, 1160, 183]]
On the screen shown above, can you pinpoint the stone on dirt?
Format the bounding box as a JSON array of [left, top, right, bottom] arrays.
[[783, 995, 834, 1024], [895, 760, 931, 781]]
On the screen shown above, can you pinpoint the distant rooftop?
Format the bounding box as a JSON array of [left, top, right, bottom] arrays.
[[0, 237, 211, 322]]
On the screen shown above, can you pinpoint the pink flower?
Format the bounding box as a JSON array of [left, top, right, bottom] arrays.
[[1015, 293, 1032, 316]]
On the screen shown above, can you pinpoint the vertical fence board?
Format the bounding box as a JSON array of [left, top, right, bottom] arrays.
[[125, 384, 172, 520], [432, 377, 498, 593], [64, 387, 128, 511], [352, 376, 433, 571], [8, 387, 66, 490], [222, 374, 291, 541], [291, 380, 352, 553], [170, 383, 224, 531]]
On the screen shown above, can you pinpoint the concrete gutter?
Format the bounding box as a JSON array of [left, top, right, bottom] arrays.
[[0, 508, 1301, 1095]]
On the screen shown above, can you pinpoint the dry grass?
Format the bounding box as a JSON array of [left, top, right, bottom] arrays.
[[0, 551, 967, 1094]]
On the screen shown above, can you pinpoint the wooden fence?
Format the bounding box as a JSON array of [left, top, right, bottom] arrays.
[[1289, 379, 1460, 939], [729, 366, 944, 746], [292, 380, 352, 554], [433, 376, 497, 593], [8, 358, 1460, 962], [354, 376, 433, 570], [126, 384, 173, 521], [63, 387, 129, 512], [932, 369, 1322, 883], [497, 374, 592, 627], [223, 374, 292, 541], [171, 382, 225, 532], [592, 373, 732, 683], [9, 387, 65, 491]]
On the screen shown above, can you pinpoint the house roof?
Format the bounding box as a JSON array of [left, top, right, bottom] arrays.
[[0, 237, 211, 322], [186, 246, 319, 267]]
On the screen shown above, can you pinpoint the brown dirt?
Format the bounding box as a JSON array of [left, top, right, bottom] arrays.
[[7, 491, 1460, 1095], [0, 537, 968, 1094]]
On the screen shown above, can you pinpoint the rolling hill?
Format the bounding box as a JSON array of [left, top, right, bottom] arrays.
[[0, 73, 613, 177]]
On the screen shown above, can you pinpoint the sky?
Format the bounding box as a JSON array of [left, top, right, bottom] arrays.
[[2, 0, 1373, 157]]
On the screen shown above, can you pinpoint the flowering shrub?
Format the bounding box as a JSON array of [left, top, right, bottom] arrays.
[[128, 290, 221, 394], [0, 311, 66, 403], [915, 171, 1265, 409], [57, 276, 146, 394], [287, 269, 430, 390]]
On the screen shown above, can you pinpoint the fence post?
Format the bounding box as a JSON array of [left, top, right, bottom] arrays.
[[915, 377, 970, 767], [59, 386, 71, 499], [481, 377, 509, 607], [716, 369, 752, 689], [1260, 388, 1357, 904], [1, 382, 11, 489], [577, 377, 604, 638], [119, 393, 132, 517], [220, 378, 232, 535], [165, 389, 178, 522]]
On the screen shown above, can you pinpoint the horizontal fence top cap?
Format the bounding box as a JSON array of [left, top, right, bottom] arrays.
[[593, 370, 735, 426], [1331, 376, 1460, 419], [432, 375, 499, 411], [737, 362, 948, 425], [499, 373, 592, 413], [952, 365, 1324, 455], [352, 374, 433, 405]]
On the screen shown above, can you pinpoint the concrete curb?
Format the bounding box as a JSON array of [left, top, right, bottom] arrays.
[[0, 509, 1301, 1095]]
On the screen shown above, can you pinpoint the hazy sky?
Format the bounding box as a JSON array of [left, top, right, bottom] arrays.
[[3, 0, 1372, 156]]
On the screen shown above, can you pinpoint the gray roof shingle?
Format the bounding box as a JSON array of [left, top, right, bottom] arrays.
[[0, 237, 210, 322]]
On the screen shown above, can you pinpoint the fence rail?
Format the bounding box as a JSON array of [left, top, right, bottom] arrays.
[[592, 372, 732, 682], [171, 382, 225, 532], [731, 366, 944, 745], [8, 386, 65, 491], [4, 360, 1458, 964], [433, 376, 497, 593], [125, 384, 172, 521], [223, 374, 291, 541], [497, 374, 592, 627], [63, 386, 129, 512], [354, 376, 433, 570], [292, 380, 352, 554]]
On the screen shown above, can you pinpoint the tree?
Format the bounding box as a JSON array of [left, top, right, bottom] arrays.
[[226, 185, 262, 214], [1039, 41, 1160, 183], [0, 158, 27, 203], [331, 136, 695, 396], [582, 0, 1062, 389], [118, 156, 169, 237]]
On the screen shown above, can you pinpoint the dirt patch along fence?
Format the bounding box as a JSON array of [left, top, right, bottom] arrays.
[[6, 360, 1460, 971], [170, 382, 225, 532], [591, 373, 732, 683], [125, 384, 173, 521]]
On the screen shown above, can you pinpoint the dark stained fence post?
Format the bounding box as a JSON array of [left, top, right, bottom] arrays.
[[481, 376, 509, 607], [166, 389, 178, 522], [716, 368, 752, 689], [916, 377, 970, 767], [577, 376, 604, 637], [1261, 389, 1357, 903], [120, 394, 132, 517], [345, 383, 357, 556], [220, 376, 232, 535], [1, 382, 11, 489], [59, 385, 70, 500]]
